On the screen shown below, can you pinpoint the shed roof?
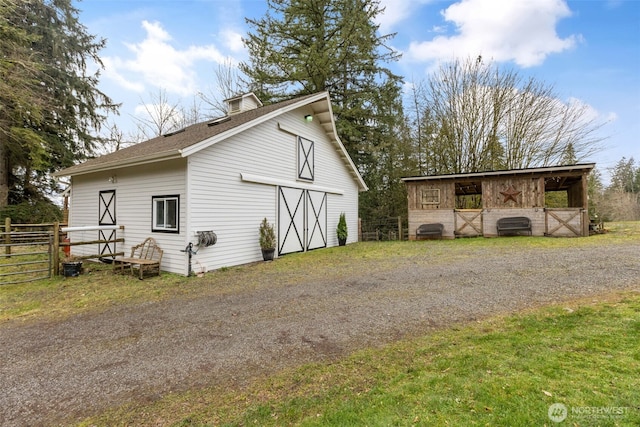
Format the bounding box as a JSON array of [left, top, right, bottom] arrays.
[[402, 163, 595, 194], [55, 92, 367, 191]]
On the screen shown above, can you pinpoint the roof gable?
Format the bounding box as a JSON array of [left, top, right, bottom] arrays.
[[55, 92, 366, 190]]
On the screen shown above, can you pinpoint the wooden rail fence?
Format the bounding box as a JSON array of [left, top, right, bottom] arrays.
[[1, 218, 124, 283], [359, 216, 407, 241], [1, 219, 54, 285]]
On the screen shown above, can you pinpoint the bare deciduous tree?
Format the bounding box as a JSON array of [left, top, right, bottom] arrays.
[[95, 121, 138, 154], [199, 59, 247, 117], [133, 89, 183, 139], [416, 57, 607, 174]]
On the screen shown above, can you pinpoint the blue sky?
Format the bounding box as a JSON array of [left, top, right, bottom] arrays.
[[76, 0, 639, 182]]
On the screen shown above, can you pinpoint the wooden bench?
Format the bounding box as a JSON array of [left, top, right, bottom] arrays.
[[496, 216, 531, 236], [113, 237, 163, 279], [416, 223, 444, 239]]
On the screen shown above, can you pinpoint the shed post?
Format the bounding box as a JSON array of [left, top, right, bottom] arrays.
[[4, 217, 10, 257], [581, 171, 590, 236], [52, 222, 60, 276]]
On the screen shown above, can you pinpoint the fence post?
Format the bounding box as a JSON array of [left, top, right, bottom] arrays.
[[4, 217, 10, 257], [52, 222, 60, 276], [397, 216, 402, 241]]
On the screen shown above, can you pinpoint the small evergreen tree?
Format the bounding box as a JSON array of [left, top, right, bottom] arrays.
[[259, 218, 276, 249], [336, 212, 348, 243]]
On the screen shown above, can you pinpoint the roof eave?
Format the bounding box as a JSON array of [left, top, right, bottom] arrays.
[[319, 99, 368, 192], [401, 163, 596, 182], [53, 150, 183, 177]]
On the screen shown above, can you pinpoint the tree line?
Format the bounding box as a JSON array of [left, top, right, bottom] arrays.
[[1, 0, 637, 224]]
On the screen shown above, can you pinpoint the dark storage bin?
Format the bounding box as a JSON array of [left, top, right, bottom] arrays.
[[62, 261, 82, 277]]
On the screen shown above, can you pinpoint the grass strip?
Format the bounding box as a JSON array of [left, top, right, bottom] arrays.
[[80, 291, 640, 427]]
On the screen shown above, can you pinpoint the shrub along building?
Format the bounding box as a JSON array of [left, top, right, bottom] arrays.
[[402, 164, 595, 239], [54, 92, 367, 276]]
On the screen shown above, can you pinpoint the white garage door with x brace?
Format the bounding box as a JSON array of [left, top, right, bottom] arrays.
[[278, 187, 327, 255]]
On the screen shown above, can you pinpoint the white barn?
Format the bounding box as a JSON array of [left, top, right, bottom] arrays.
[[55, 92, 367, 276]]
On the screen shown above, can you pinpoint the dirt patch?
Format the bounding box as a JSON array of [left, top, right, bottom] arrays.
[[0, 241, 638, 426]]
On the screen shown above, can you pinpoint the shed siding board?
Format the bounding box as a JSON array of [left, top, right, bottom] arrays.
[[407, 209, 455, 240], [545, 208, 584, 237], [406, 182, 455, 210], [454, 209, 483, 236], [482, 177, 544, 209], [567, 177, 586, 207], [69, 160, 188, 275], [187, 108, 359, 272], [482, 208, 545, 237]]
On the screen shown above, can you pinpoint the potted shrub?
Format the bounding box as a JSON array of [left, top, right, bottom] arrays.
[[336, 212, 348, 246], [259, 217, 276, 261]]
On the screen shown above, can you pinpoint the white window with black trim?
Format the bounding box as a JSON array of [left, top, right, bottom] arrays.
[[152, 195, 179, 233], [297, 136, 314, 181]]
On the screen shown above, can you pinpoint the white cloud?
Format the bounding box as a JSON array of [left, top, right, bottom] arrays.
[[104, 20, 228, 96], [101, 57, 145, 93], [133, 102, 183, 121], [377, 0, 433, 33], [219, 28, 245, 54], [407, 0, 580, 67], [605, 111, 618, 123], [566, 96, 617, 126]]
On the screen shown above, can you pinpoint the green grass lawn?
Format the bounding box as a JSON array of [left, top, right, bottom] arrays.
[[80, 291, 640, 426]]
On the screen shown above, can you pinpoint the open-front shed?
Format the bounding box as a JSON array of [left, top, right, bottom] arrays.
[[402, 164, 595, 239]]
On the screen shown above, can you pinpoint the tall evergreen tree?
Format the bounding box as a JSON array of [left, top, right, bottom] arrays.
[[241, 0, 410, 220], [601, 157, 640, 221], [0, 0, 117, 209], [0, 0, 41, 207], [609, 157, 639, 193]]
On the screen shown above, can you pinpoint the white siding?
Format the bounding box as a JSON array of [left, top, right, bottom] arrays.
[[68, 159, 189, 275], [187, 106, 360, 272]]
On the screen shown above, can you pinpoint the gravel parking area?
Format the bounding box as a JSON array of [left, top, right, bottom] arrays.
[[1, 240, 638, 426]]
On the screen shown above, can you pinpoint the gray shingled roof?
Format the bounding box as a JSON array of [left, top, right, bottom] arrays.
[[56, 92, 322, 177]]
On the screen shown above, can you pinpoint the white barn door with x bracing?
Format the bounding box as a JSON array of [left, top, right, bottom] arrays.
[[278, 186, 327, 256], [98, 189, 117, 259]]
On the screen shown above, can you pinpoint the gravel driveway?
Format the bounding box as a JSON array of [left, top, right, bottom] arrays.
[[1, 240, 638, 426]]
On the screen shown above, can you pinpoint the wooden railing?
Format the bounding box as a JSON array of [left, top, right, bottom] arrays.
[[2, 218, 125, 279]]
